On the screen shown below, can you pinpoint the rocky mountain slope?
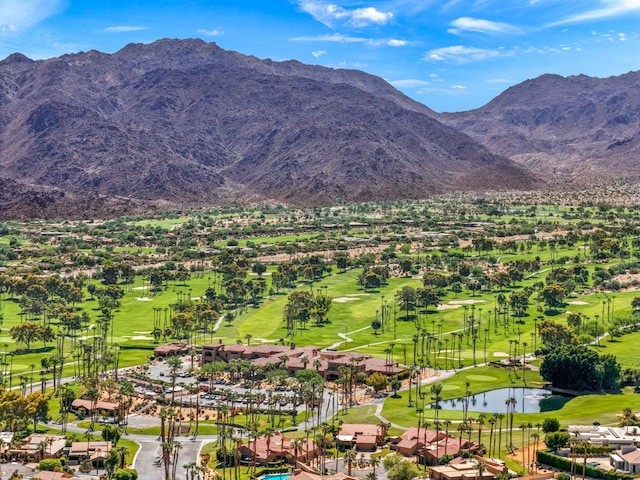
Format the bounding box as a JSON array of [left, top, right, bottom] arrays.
[[0, 38, 539, 219], [440, 72, 640, 180]]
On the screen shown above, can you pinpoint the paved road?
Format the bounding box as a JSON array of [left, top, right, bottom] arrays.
[[131, 433, 210, 480]]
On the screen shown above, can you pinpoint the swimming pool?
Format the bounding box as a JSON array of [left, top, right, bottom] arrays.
[[260, 474, 292, 480]]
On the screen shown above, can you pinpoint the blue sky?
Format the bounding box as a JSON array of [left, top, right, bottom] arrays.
[[1, 0, 639, 112]]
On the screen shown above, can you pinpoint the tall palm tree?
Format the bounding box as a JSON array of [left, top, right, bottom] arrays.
[[370, 456, 380, 479], [344, 448, 357, 476], [487, 416, 497, 457]]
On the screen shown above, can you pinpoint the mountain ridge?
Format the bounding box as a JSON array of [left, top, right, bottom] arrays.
[[0, 38, 540, 219]]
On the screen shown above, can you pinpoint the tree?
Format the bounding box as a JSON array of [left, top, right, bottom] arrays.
[[366, 372, 389, 393], [382, 452, 421, 480], [251, 262, 267, 277], [371, 318, 382, 335], [544, 431, 569, 453], [27, 392, 50, 432], [540, 284, 567, 311], [418, 287, 441, 311], [542, 417, 560, 433], [540, 344, 621, 391], [509, 291, 530, 318], [9, 322, 53, 351], [537, 319, 577, 347], [395, 286, 417, 320]]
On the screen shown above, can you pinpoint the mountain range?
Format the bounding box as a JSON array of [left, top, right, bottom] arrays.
[[440, 72, 640, 181], [0, 38, 637, 219]]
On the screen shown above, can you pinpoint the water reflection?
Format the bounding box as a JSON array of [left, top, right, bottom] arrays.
[[432, 387, 570, 414]]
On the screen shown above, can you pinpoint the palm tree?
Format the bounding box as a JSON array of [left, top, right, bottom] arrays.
[[496, 413, 505, 458], [505, 397, 517, 452], [370, 455, 380, 479], [344, 448, 357, 476], [475, 459, 487, 480]]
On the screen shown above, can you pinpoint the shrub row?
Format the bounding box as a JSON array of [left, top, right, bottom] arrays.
[[537, 451, 635, 480]]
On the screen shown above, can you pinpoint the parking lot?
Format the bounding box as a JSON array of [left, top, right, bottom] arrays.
[[127, 356, 303, 410]]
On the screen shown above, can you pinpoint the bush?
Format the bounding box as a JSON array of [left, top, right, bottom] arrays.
[[38, 458, 63, 471], [115, 468, 139, 480]]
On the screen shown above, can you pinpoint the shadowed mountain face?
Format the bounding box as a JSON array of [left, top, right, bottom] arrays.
[[0, 38, 540, 219], [440, 72, 640, 181]]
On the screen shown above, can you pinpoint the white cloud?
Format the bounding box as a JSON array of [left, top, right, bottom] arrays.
[[104, 25, 148, 33], [298, 1, 393, 28], [449, 17, 522, 35], [0, 0, 65, 35], [387, 38, 408, 47], [291, 33, 366, 43], [337, 60, 368, 68], [198, 29, 223, 37], [390, 79, 431, 88], [549, 0, 640, 26], [424, 45, 508, 63], [452, 84, 466, 89], [291, 33, 404, 47], [312, 50, 327, 57]]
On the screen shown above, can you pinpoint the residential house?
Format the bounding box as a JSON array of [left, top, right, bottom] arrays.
[[153, 342, 191, 358], [611, 446, 640, 473], [420, 436, 479, 466], [288, 470, 357, 480], [66, 440, 112, 466], [9, 434, 66, 462], [336, 424, 387, 451], [238, 432, 318, 466], [429, 457, 507, 480], [393, 428, 445, 457], [71, 398, 119, 418]]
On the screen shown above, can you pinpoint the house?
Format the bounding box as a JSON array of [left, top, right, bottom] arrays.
[[71, 398, 119, 417], [9, 434, 67, 462], [336, 424, 387, 451], [430, 457, 498, 480], [393, 428, 445, 457], [201, 342, 404, 380], [0, 431, 14, 454], [569, 425, 639, 447], [238, 432, 318, 466], [153, 342, 191, 358], [288, 470, 357, 480], [420, 436, 479, 466], [66, 440, 112, 466], [611, 446, 640, 473]]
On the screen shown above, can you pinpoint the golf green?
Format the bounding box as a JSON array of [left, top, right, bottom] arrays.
[[466, 375, 497, 382]]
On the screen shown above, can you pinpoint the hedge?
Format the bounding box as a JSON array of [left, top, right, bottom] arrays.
[[537, 451, 637, 480]]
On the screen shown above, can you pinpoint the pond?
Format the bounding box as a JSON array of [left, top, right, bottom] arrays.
[[432, 387, 571, 414]]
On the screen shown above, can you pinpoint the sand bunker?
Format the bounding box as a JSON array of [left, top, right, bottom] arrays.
[[567, 301, 589, 305], [493, 351, 509, 357], [437, 304, 461, 310], [449, 299, 486, 305], [333, 297, 361, 303], [136, 297, 152, 301]]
